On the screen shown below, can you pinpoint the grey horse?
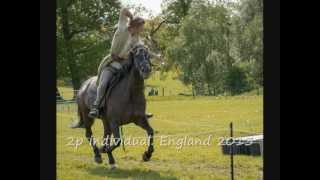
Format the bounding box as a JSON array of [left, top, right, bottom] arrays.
[[72, 45, 155, 168]]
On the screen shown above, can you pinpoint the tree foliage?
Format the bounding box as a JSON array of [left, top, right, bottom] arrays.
[[56, 0, 263, 96], [163, 0, 263, 95], [56, 0, 121, 93]]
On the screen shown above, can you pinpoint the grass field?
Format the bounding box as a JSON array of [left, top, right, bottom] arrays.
[[57, 93, 263, 180], [57, 71, 193, 100], [57, 71, 262, 180]]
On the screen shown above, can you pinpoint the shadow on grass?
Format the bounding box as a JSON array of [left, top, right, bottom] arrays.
[[86, 166, 177, 180]]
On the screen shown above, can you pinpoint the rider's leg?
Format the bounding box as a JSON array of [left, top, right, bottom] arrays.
[[89, 68, 114, 118]]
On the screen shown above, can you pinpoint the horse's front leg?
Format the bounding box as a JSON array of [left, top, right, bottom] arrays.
[[136, 116, 154, 161], [99, 119, 111, 154], [105, 120, 121, 169], [99, 119, 116, 167]]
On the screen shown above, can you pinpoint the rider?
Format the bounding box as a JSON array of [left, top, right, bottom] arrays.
[[89, 8, 161, 118]]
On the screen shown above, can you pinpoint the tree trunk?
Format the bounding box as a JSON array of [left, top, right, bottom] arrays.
[[192, 85, 196, 99], [61, 4, 81, 99], [207, 84, 212, 96], [65, 41, 81, 99]]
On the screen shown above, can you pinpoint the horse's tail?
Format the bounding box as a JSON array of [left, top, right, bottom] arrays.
[[69, 106, 85, 128], [70, 78, 93, 129]]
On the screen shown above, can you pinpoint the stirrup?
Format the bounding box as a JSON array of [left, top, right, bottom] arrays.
[[88, 108, 99, 118]]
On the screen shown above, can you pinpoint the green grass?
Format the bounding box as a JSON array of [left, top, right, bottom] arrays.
[[240, 88, 263, 96], [57, 71, 192, 101], [58, 86, 75, 100], [145, 71, 192, 96], [57, 70, 263, 101], [57, 95, 263, 180], [57, 72, 262, 179]]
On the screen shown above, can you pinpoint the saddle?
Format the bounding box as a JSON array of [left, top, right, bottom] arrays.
[[97, 60, 132, 117]]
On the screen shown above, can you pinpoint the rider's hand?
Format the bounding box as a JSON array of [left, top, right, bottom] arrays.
[[123, 8, 133, 20]]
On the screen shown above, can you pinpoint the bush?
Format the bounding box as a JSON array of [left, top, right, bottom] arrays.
[[226, 66, 250, 95]]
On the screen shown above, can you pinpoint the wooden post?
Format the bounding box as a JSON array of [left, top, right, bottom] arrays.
[[230, 122, 234, 180], [192, 87, 195, 99], [162, 87, 164, 96]]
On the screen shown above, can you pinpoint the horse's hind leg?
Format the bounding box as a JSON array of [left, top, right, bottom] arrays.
[[135, 117, 154, 161], [84, 116, 102, 164]]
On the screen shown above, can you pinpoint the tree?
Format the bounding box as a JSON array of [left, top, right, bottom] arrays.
[[161, 0, 193, 25], [56, 0, 264, 97], [56, 0, 121, 97], [233, 0, 263, 86], [166, 1, 233, 95], [204, 50, 229, 95], [225, 65, 249, 95]]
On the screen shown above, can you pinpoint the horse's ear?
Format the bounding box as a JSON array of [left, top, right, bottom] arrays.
[[135, 48, 139, 56], [130, 46, 137, 56], [135, 47, 143, 56]]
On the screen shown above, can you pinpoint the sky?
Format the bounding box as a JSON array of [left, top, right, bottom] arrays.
[[119, 0, 240, 18], [120, 0, 164, 18]]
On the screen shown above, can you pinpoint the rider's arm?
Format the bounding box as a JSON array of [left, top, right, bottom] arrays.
[[111, 8, 132, 55], [118, 8, 132, 32]]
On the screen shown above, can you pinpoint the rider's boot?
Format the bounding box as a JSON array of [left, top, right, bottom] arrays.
[[88, 69, 114, 118], [88, 102, 100, 118]]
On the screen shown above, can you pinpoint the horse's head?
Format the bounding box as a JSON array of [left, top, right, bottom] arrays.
[[131, 44, 152, 79]]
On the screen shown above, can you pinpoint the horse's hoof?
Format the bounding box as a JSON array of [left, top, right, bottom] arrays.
[[142, 152, 151, 162], [69, 121, 85, 129], [146, 113, 153, 119], [110, 164, 117, 170], [94, 155, 103, 164]]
